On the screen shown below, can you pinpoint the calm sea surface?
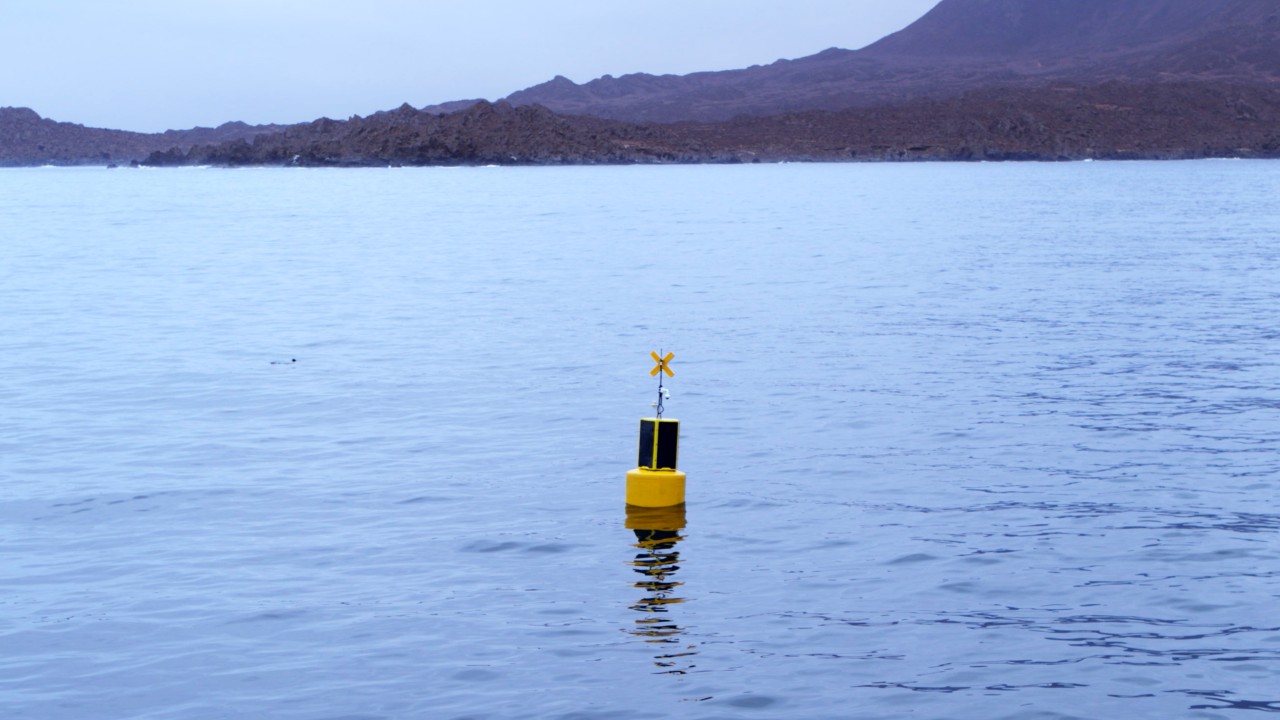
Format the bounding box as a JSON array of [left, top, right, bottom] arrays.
[[2, 161, 1279, 719]]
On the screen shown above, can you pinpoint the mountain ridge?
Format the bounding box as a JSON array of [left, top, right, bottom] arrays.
[[498, 0, 1280, 122], [864, 0, 1279, 59], [138, 82, 1280, 167], [4, 0, 1280, 166]]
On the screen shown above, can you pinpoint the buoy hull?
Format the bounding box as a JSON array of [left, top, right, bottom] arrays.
[[626, 467, 686, 507]]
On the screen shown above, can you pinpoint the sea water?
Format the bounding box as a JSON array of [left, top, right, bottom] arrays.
[[1, 161, 1278, 719]]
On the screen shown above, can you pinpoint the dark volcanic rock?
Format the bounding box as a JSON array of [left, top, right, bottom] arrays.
[[141, 82, 1280, 167], [419, 98, 485, 115], [143, 101, 713, 167], [0, 107, 153, 165], [0, 108, 289, 166], [676, 82, 1280, 162]]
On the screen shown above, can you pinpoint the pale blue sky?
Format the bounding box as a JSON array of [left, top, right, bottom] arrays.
[[1, 1, 939, 132]]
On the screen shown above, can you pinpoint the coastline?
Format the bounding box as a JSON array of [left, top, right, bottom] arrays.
[[5, 82, 1280, 168]]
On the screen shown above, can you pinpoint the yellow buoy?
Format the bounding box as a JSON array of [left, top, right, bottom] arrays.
[[626, 466, 686, 508], [626, 351, 685, 507]]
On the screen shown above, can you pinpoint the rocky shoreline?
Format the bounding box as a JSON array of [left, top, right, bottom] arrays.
[[5, 79, 1278, 169], [0, 107, 285, 167], [135, 82, 1280, 168], [4, 0, 1279, 169]]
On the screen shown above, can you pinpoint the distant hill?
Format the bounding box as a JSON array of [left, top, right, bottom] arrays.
[[0, 108, 286, 166], [500, 0, 1280, 122], [4, 0, 1280, 166], [864, 0, 1279, 62]]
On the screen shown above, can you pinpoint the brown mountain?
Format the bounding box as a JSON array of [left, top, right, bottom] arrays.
[[130, 0, 1280, 168], [0, 107, 286, 166], [6, 0, 1280, 167], [501, 0, 1280, 122], [866, 0, 1278, 59]]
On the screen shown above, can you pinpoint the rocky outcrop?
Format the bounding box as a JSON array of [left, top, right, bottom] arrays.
[[677, 81, 1280, 162], [142, 101, 716, 167], [0, 108, 287, 166], [139, 82, 1280, 167], [0, 107, 153, 165]]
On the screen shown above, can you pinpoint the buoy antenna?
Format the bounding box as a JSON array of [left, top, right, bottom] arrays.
[[628, 349, 685, 507], [649, 350, 674, 418]]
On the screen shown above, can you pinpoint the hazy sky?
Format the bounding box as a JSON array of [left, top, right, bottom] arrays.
[[2, 1, 940, 133]]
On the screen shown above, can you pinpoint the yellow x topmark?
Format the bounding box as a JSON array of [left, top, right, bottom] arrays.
[[650, 351, 675, 377]]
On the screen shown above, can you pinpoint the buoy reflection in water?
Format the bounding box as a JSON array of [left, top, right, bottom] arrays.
[[625, 504, 696, 675]]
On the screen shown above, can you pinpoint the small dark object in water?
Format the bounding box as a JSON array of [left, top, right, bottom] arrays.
[[270, 358, 297, 365]]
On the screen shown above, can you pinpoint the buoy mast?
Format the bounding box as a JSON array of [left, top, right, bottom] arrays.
[[625, 351, 686, 508]]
